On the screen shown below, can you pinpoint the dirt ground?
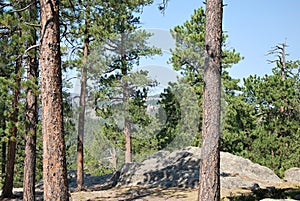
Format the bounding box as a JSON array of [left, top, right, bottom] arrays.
[[70, 186, 252, 201], [70, 183, 300, 201], [1, 182, 298, 200]]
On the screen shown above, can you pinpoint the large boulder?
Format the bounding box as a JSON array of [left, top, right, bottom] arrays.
[[115, 147, 200, 188], [112, 146, 282, 189], [284, 168, 300, 184], [220, 152, 282, 186]]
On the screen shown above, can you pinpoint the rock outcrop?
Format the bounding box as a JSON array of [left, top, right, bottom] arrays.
[[284, 168, 300, 184], [112, 146, 282, 189]]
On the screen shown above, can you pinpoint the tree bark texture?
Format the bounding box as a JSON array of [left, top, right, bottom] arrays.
[[198, 0, 223, 200], [1, 57, 21, 198], [40, 0, 69, 199], [23, 1, 38, 200]]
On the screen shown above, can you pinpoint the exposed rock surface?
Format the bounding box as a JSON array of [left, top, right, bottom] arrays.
[[111, 146, 282, 189], [284, 168, 300, 184]]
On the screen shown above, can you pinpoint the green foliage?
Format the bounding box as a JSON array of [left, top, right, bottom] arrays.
[[159, 6, 242, 150], [241, 51, 300, 176], [89, 0, 161, 166], [0, 0, 43, 188], [223, 43, 300, 176]]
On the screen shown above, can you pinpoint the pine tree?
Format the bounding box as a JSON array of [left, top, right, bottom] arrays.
[[198, 0, 223, 200], [92, 0, 160, 164], [161, 6, 242, 150], [0, 1, 27, 196], [22, 0, 39, 199], [241, 43, 300, 176], [40, 0, 69, 199]]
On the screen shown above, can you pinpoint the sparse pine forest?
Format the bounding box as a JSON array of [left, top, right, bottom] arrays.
[[0, 0, 299, 200]]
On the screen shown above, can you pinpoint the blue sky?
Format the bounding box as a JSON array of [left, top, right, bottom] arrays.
[[139, 0, 300, 79]]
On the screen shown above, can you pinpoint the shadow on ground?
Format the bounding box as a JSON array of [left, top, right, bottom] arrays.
[[224, 186, 300, 201]]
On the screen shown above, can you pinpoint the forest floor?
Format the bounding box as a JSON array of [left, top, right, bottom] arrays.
[[0, 182, 299, 200], [69, 186, 263, 201], [69, 183, 300, 201]]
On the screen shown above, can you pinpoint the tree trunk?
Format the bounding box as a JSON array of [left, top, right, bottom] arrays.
[[40, 0, 69, 199], [1, 107, 6, 179], [279, 42, 286, 113], [124, 117, 131, 163], [1, 57, 21, 198], [198, 0, 223, 200], [1, 141, 5, 177], [110, 147, 117, 170], [76, 27, 89, 191], [122, 62, 131, 163], [23, 1, 38, 200], [120, 33, 132, 163]]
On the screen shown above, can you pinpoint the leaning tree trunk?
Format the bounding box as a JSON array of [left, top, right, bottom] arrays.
[[23, 0, 39, 200], [40, 0, 69, 199], [198, 0, 223, 200], [1, 56, 21, 198]]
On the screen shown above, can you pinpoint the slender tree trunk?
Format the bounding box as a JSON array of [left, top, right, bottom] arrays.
[[1, 141, 5, 177], [1, 108, 6, 178], [120, 33, 132, 163], [280, 42, 286, 113], [124, 116, 131, 163], [110, 147, 117, 170], [1, 57, 21, 198], [40, 0, 69, 199], [76, 23, 89, 191], [198, 0, 223, 200], [122, 62, 131, 163], [23, 1, 38, 200]]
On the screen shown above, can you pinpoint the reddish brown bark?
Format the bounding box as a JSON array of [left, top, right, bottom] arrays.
[[40, 0, 69, 199], [23, 1, 38, 200], [198, 0, 223, 200]]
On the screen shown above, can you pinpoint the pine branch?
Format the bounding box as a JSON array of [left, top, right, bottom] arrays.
[[0, 3, 12, 9], [16, 44, 40, 60], [9, 2, 34, 13], [25, 22, 41, 28]]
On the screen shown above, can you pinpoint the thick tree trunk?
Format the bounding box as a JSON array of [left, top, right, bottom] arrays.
[[198, 0, 223, 200], [77, 33, 89, 191], [40, 0, 69, 199], [1, 57, 21, 198], [23, 1, 38, 200]]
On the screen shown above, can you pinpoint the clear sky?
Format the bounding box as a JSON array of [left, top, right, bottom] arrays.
[[139, 0, 300, 79]]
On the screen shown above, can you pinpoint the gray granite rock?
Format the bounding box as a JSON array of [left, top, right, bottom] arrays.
[[284, 168, 300, 184], [112, 146, 282, 189]]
